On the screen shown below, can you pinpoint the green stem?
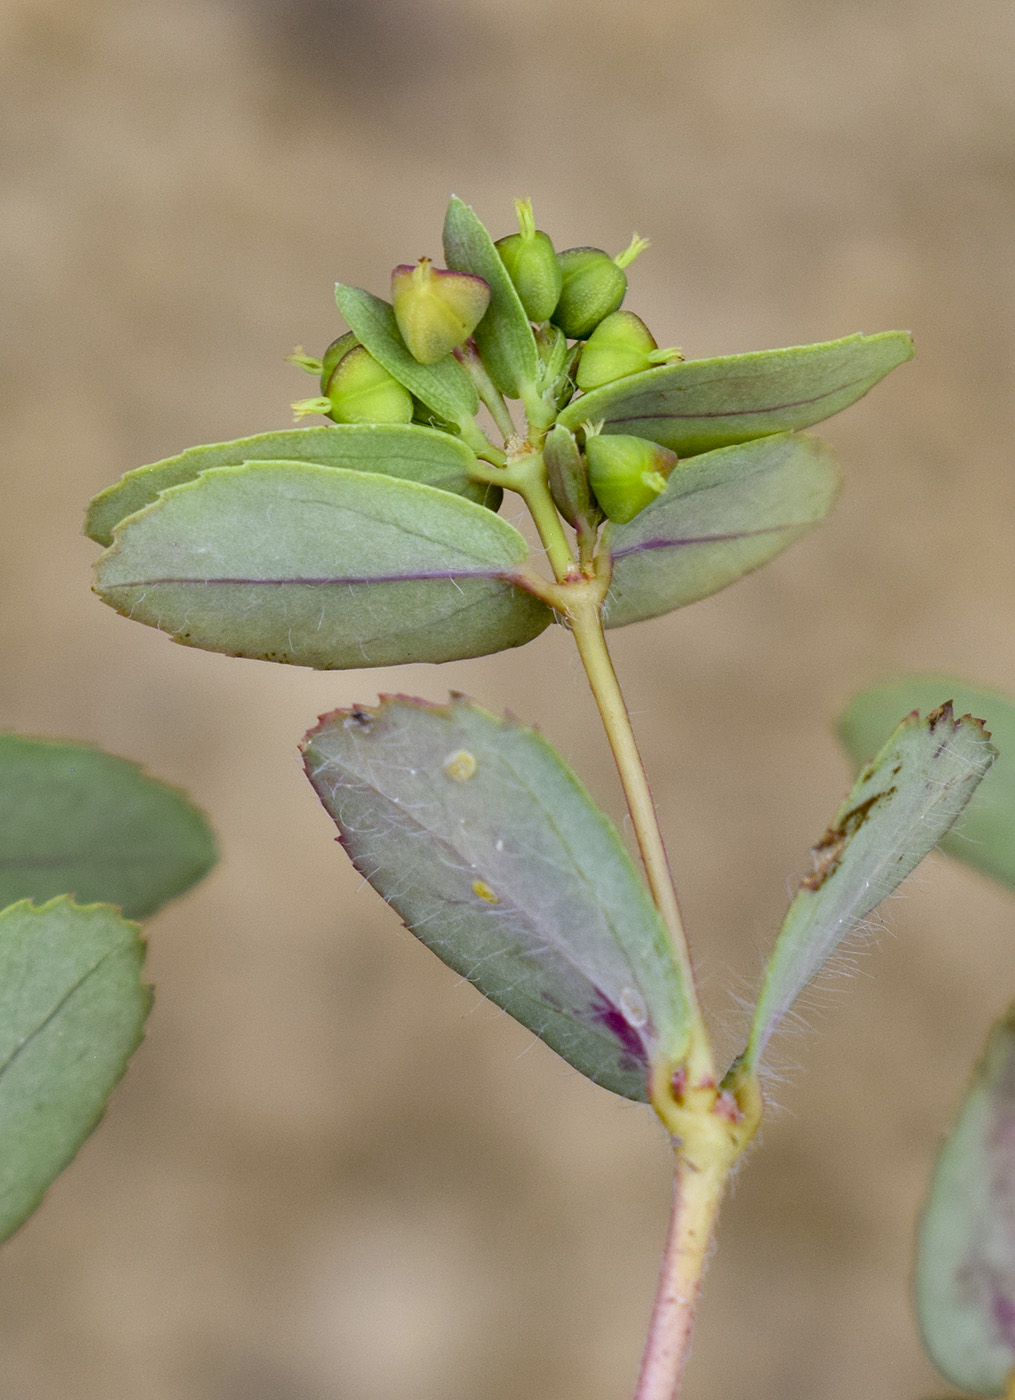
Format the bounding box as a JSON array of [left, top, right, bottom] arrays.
[[565, 576, 712, 1078], [475, 449, 575, 584], [459, 416, 504, 460], [454, 342, 517, 442]]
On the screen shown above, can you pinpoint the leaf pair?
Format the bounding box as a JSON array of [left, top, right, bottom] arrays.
[[0, 736, 215, 1244], [303, 695, 993, 1105], [88, 431, 841, 669]]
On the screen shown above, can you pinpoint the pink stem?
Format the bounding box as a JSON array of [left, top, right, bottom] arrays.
[[633, 1152, 727, 1400]]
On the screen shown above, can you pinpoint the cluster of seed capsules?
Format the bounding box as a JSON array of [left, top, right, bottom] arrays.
[[290, 199, 685, 525]]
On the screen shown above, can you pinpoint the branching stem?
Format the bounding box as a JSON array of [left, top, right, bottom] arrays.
[[565, 578, 712, 1074]]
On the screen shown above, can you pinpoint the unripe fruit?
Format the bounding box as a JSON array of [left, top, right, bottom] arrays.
[[576, 311, 682, 391], [552, 234, 650, 341], [391, 258, 491, 364], [552, 248, 627, 340], [319, 332, 358, 390], [322, 344, 413, 424], [584, 430, 677, 524], [494, 198, 563, 322]]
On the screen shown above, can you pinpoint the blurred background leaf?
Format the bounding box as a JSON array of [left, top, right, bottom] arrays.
[[0, 898, 151, 1246], [914, 1007, 1015, 1396], [0, 733, 215, 918]]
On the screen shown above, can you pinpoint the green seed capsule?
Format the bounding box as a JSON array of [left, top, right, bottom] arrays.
[[322, 344, 413, 424], [494, 198, 563, 322], [552, 248, 627, 340], [584, 430, 677, 524], [391, 257, 491, 364], [319, 332, 358, 391], [576, 311, 682, 390]]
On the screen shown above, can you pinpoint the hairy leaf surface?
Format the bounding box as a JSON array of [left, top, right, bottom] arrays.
[[841, 678, 1015, 892], [85, 425, 499, 547], [915, 1007, 1015, 1395], [0, 735, 215, 919], [443, 196, 540, 399], [302, 695, 693, 1100], [334, 285, 479, 424], [94, 462, 551, 668], [744, 705, 995, 1070], [0, 898, 150, 1243], [602, 433, 840, 628], [557, 331, 913, 456]]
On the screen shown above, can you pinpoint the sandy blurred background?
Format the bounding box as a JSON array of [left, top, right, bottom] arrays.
[[2, 0, 1014, 1396]]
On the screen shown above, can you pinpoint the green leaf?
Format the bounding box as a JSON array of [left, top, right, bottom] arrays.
[[743, 705, 995, 1072], [914, 1007, 1015, 1395], [0, 897, 150, 1243], [94, 462, 552, 669], [557, 331, 914, 457], [601, 433, 840, 629], [334, 285, 480, 425], [302, 695, 693, 1100], [442, 196, 540, 400], [84, 425, 500, 548], [840, 679, 1015, 893], [0, 735, 216, 919]]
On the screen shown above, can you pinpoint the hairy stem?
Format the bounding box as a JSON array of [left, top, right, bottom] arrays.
[[566, 581, 711, 1073], [634, 1147, 727, 1400]]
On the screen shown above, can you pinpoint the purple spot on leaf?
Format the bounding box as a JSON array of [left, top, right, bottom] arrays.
[[991, 1288, 1015, 1351], [588, 993, 648, 1065]]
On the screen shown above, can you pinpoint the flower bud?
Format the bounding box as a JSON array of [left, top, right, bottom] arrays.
[[321, 344, 413, 424], [575, 311, 683, 391], [543, 424, 601, 529], [584, 428, 677, 524], [494, 198, 563, 322], [532, 323, 578, 412], [391, 257, 491, 364]]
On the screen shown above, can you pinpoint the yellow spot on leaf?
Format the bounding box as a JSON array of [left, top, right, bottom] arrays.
[[443, 750, 478, 783], [472, 879, 499, 904]]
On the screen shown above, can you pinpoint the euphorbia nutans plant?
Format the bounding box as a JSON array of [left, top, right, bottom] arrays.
[[81, 194, 999, 1398]]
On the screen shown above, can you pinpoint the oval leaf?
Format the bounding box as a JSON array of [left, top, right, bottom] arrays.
[[601, 433, 840, 629], [915, 1007, 1015, 1395], [744, 704, 996, 1071], [442, 195, 540, 399], [841, 679, 1015, 893], [302, 695, 693, 1100], [0, 735, 216, 919], [0, 897, 150, 1243], [334, 285, 480, 424], [557, 331, 914, 457], [85, 424, 500, 548], [94, 462, 552, 669]]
